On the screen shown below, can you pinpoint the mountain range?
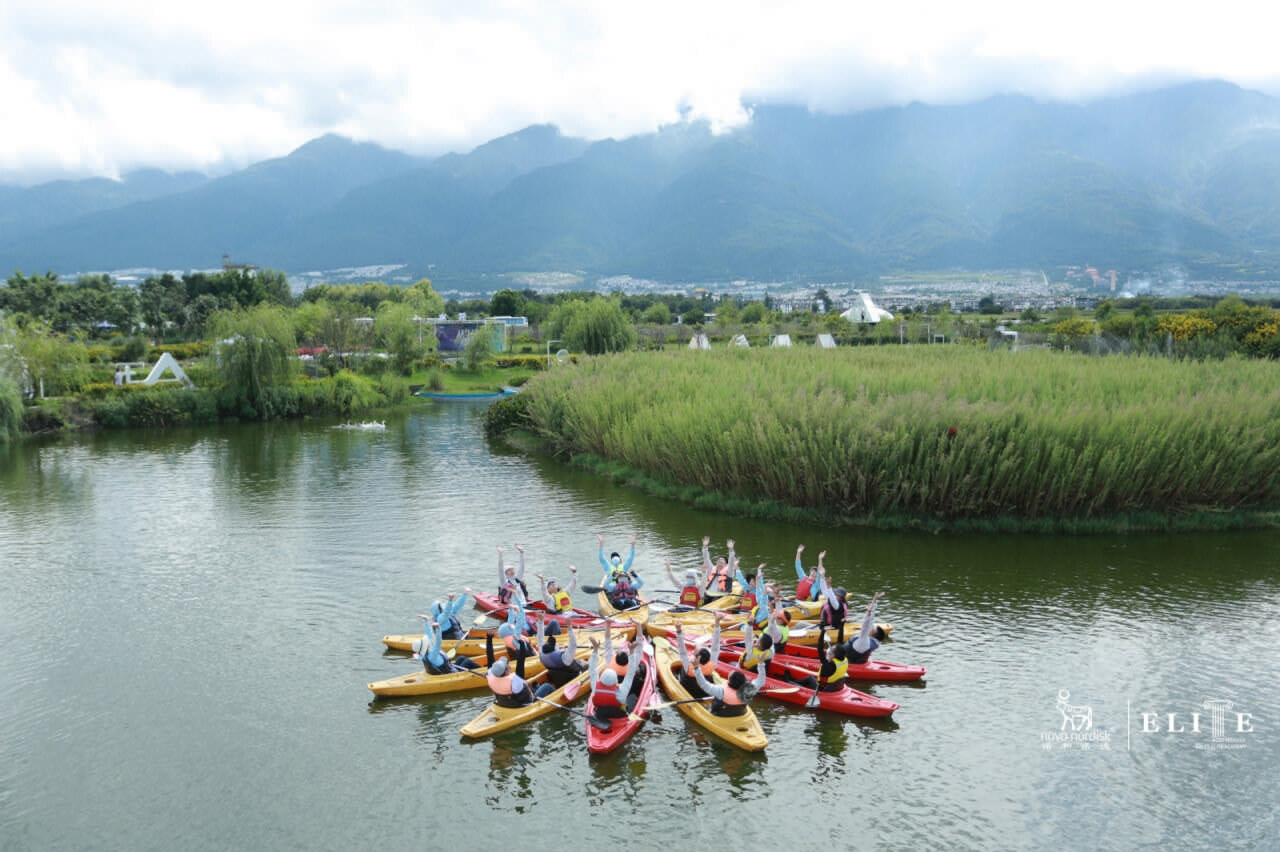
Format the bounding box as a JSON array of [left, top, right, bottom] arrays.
[[4, 80, 1280, 290]]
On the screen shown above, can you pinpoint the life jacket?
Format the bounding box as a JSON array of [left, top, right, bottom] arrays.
[[739, 644, 774, 672], [748, 603, 770, 627], [707, 565, 731, 593], [424, 654, 454, 676], [539, 649, 571, 671], [487, 671, 513, 695], [796, 575, 817, 601], [551, 590, 572, 613], [680, 584, 702, 607], [739, 589, 758, 612], [821, 657, 849, 691], [593, 679, 622, 709], [820, 598, 846, 626], [712, 683, 748, 716], [683, 657, 716, 680], [439, 616, 463, 640], [498, 579, 521, 605]]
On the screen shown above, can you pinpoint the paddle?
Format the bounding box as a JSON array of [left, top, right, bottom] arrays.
[[581, 584, 606, 594], [534, 695, 612, 731]]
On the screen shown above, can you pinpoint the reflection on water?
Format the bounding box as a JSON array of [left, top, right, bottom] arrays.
[[1, 403, 1278, 850]]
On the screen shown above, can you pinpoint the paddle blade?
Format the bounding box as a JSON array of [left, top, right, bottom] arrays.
[[563, 679, 582, 701], [587, 714, 613, 732], [805, 691, 820, 709]]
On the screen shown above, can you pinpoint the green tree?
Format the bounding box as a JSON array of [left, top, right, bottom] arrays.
[[375, 301, 427, 374], [1093, 300, 1115, 322], [490, 288, 525, 317], [10, 323, 91, 397], [1, 271, 61, 322], [641, 302, 671, 325], [462, 323, 498, 371], [0, 371, 20, 441], [209, 305, 297, 419], [740, 302, 767, 324], [564, 297, 637, 355]]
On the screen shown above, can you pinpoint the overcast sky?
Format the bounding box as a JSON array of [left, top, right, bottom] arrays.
[[4, 1, 1278, 185]]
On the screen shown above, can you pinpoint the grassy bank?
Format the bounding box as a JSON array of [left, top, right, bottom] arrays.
[[513, 346, 1280, 532]]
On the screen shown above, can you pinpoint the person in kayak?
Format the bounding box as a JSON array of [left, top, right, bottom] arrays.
[[734, 560, 768, 615], [672, 619, 721, 698], [603, 565, 642, 610], [597, 532, 637, 584], [835, 591, 887, 664], [665, 561, 704, 610], [484, 632, 537, 707], [422, 591, 470, 640], [685, 642, 767, 717], [536, 568, 578, 614], [588, 635, 644, 721], [496, 544, 530, 606], [535, 614, 586, 687], [792, 545, 824, 603], [813, 627, 849, 692], [701, 536, 735, 601], [414, 614, 480, 675], [816, 564, 850, 644], [736, 613, 777, 676]]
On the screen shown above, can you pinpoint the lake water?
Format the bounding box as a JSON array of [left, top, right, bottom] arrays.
[[1, 402, 1276, 851]]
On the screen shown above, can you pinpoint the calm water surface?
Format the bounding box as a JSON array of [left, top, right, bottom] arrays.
[[1, 403, 1276, 851]]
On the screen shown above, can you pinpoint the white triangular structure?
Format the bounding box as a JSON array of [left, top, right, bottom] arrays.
[[770, 334, 792, 347], [840, 292, 894, 324], [142, 352, 196, 388], [815, 333, 836, 348], [689, 333, 711, 350], [729, 334, 750, 348]]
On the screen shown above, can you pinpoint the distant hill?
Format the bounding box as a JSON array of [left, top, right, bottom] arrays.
[[4, 81, 1280, 286]]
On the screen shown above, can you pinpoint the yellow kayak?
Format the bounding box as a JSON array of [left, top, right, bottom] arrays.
[[652, 637, 767, 752], [595, 591, 649, 622], [458, 663, 595, 739], [369, 653, 572, 698], [381, 622, 635, 654]]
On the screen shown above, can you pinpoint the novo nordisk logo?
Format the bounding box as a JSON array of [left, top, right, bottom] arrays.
[[1041, 691, 1113, 750]]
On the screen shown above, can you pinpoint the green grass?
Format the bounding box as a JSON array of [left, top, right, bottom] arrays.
[[515, 347, 1280, 531]]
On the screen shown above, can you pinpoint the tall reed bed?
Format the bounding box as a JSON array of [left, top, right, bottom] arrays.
[[522, 347, 1280, 524]]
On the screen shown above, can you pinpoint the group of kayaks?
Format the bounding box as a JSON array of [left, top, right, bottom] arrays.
[[368, 589, 925, 754]]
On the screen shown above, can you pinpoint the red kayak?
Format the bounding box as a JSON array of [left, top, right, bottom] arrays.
[[711, 656, 898, 718], [585, 641, 658, 755], [471, 591, 604, 630], [720, 641, 925, 682]]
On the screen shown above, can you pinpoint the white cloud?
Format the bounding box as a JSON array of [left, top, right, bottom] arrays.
[[2, 0, 1279, 183]]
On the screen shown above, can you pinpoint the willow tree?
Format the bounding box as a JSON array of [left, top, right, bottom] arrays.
[[561, 296, 636, 355], [210, 304, 297, 419], [0, 371, 21, 442]]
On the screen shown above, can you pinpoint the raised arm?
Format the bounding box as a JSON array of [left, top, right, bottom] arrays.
[[513, 543, 526, 580], [566, 566, 578, 595], [497, 546, 506, 588], [794, 544, 806, 582], [850, 592, 885, 653], [666, 560, 679, 587], [622, 533, 637, 571], [588, 641, 601, 691], [616, 637, 643, 697]]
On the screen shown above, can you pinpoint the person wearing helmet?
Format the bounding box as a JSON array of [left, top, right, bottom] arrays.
[[535, 613, 586, 687], [536, 567, 578, 614], [701, 536, 735, 601], [413, 614, 479, 675], [496, 544, 530, 605], [793, 544, 823, 602], [665, 560, 704, 610], [596, 532, 637, 584], [425, 591, 470, 640], [816, 563, 850, 644], [678, 630, 767, 717], [484, 634, 535, 708], [587, 635, 644, 721]]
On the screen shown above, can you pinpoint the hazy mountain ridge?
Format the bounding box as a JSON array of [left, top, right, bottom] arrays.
[[4, 80, 1280, 286]]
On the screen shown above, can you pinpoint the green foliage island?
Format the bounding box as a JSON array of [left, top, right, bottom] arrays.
[[490, 346, 1280, 534]]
